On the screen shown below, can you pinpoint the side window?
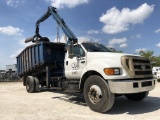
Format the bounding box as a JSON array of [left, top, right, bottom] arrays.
[[79, 47, 85, 57], [73, 45, 85, 57], [73, 45, 79, 56]]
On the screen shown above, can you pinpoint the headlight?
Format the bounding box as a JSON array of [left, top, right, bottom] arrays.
[[104, 68, 120, 75]]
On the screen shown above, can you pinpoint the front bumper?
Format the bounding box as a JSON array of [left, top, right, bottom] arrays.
[[108, 78, 156, 94]]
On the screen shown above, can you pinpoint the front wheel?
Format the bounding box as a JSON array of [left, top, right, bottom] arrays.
[[84, 75, 115, 113], [125, 91, 149, 101]]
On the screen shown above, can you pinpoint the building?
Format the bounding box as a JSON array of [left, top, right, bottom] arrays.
[[0, 64, 19, 81], [6, 64, 17, 73], [0, 70, 6, 81]]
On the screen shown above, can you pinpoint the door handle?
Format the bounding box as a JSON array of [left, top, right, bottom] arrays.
[[66, 61, 68, 65], [81, 61, 85, 64]]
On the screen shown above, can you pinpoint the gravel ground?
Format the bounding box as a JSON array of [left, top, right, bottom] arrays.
[[0, 81, 160, 120]]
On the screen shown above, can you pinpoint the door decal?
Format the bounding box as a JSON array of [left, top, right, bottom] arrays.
[[71, 62, 78, 70]]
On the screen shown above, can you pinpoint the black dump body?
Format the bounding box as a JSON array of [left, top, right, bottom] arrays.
[[17, 41, 65, 77]]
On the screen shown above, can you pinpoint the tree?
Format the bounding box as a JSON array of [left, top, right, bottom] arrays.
[[152, 56, 160, 66], [139, 50, 160, 66], [139, 50, 154, 60]]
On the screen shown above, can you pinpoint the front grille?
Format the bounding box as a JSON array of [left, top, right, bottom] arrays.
[[132, 59, 150, 63], [121, 56, 153, 78], [134, 65, 151, 69]]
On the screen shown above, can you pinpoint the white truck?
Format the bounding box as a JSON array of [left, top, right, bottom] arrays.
[[152, 67, 160, 79], [17, 6, 156, 113], [157, 71, 160, 82]]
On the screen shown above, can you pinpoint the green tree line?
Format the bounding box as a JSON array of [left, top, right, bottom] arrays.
[[139, 50, 160, 67]]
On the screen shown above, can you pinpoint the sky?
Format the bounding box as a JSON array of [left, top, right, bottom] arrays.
[[0, 0, 160, 69]]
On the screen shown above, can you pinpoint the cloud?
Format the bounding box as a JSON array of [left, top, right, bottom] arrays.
[[108, 37, 127, 48], [9, 48, 24, 65], [77, 36, 90, 43], [155, 29, 160, 33], [136, 34, 142, 39], [53, 35, 66, 43], [19, 38, 32, 47], [53, 35, 100, 43], [78, 36, 100, 43], [10, 48, 23, 59], [9, 38, 33, 66], [99, 3, 154, 34], [156, 43, 160, 47], [120, 43, 127, 48], [131, 34, 142, 39], [135, 48, 147, 53], [109, 37, 127, 45], [87, 30, 99, 34], [5, 0, 25, 7], [46, 0, 90, 9], [0, 26, 23, 35]]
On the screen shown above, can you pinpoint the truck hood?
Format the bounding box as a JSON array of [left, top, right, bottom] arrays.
[[86, 52, 141, 68], [86, 52, 140, 59], [85, 52, 152, 80]]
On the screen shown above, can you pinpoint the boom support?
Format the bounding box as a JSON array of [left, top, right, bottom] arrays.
[[25, 6, 78, 44]]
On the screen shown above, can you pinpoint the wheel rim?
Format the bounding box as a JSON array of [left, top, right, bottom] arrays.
[[88, 85, 102, 104]]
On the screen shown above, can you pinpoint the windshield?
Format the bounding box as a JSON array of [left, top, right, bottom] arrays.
[[81, 43, 112, 52]]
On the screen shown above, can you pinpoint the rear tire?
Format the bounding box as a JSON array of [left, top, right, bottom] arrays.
[[125, 91, 149, 101], [84, 75, 115, 113], [34, 77, 39, 92], [26, 76, 35, 93]]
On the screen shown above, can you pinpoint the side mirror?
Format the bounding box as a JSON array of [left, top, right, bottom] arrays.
[[68, 44, 74, 58]]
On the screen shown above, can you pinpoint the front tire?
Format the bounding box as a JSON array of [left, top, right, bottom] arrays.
[[125, 91, 149, 101], [84, 75, 115, 113]]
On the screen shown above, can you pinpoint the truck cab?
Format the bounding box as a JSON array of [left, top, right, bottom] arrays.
[[65, 42, 155, 93], [62, 42, 155, 112]]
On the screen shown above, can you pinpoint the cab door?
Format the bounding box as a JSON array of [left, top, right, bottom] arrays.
[[65, 44, 86, 80]]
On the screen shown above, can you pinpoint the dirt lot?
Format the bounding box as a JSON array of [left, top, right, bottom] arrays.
[[0, 81, 160, 120]]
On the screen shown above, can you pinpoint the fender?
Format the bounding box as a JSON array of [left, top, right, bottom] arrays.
[[79, 58, 130, 89]]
